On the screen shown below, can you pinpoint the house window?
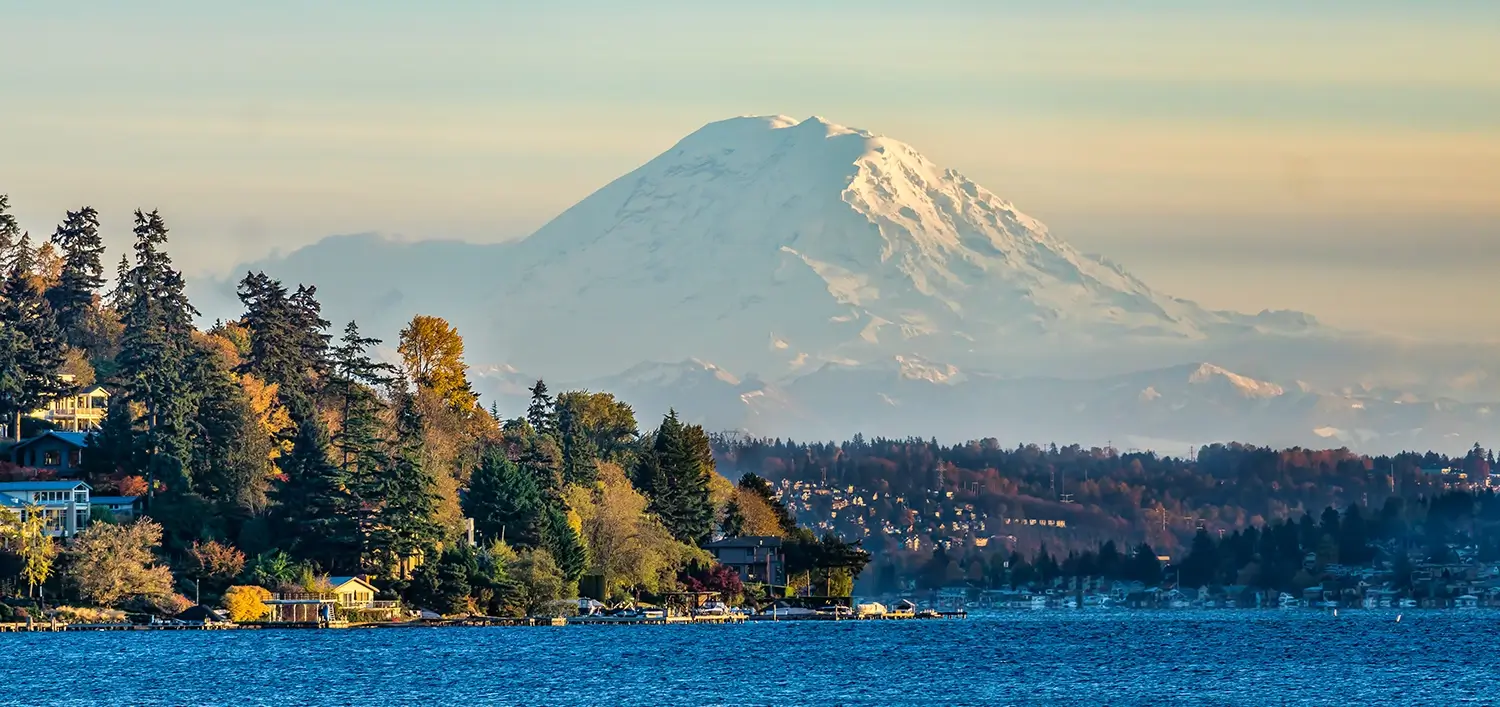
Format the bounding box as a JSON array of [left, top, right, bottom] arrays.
[[75, 491, 87, 504], [68, 450, 81, 467], [43, 450, 61, 466]]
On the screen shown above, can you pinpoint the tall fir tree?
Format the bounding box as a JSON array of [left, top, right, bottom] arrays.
[[46, 206, 106, 348], [273, 397, 361, 572], [115, 210, 198, 499], [186, 339, 273, 521], [542, 504, 586, 585], [0, 231, 68, 440], [465, 445, 545, 549], [366, 394, 442, 577], [0, 195, 19, 261], [526, 379, 556, 438], [636, 411, 714, 545], [556, 395, 599, 486]]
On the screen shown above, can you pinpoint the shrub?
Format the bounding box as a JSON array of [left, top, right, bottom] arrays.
[[223, 585, 272, 622], [52, 606, 127, 624]]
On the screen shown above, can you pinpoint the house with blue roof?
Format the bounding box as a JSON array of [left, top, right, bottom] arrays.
[[8, 431, 92, 475], [0, 480, 91, 537]]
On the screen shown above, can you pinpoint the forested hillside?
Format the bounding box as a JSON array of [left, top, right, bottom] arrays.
[[0, 196, 864, 614]]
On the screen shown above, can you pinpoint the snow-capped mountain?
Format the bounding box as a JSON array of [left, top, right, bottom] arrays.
[[479, 115, 1320, 380]]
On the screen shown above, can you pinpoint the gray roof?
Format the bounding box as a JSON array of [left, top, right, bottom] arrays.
[[705, 536, 783, 549], [91, 496, 139, 505]]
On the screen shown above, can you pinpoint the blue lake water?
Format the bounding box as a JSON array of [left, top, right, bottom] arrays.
[[2, 611, 1496, 705]]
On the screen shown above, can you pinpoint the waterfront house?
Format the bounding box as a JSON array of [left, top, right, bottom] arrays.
[[266, 575, 399, 625], [704, 536, 785, 585], [0, 480, 91, 537], [327, 576, 383, 608], [91, 495, 141, 521], [8, 431, 91, 475]]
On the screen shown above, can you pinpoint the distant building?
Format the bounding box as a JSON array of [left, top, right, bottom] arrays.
[[28, 376, 110, 433], [8, 431, 92, 474], [704, 536, 785, 586], [92, 495, 141, 521], [0, 480, 91, 537]]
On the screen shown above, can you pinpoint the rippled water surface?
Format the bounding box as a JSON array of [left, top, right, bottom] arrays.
[[2, 610, 1496, 705]]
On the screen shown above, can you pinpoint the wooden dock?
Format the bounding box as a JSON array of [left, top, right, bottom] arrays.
[[0, 621, 240, 632]]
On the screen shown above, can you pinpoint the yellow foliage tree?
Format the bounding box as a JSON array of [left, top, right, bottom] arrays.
[[732, 489, 785, 537], [397, 315, 478, 414], [239, 374, 293, 463], [565, 463, 707, 599], [223, 585, 272, 622]]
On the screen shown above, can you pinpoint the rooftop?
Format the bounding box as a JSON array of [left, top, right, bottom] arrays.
[[12, 431, 93, 449], [0, 480, 91, 491], [704, 536, 783, 549]]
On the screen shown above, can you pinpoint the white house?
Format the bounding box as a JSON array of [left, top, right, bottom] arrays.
[[0, 480, 91, 537]]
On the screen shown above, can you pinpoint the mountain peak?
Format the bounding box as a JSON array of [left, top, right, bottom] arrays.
[[480, 115, 1321, 378], [1186, 363, 1285, 399]]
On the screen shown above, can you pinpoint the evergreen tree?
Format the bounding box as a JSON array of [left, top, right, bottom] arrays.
[[236, 272, 328, 399], [46, 206, 106, 348], [273, 399, 360, 572], [186, 341, 273, 520], [556, 395, 599, 486], [327, 321, 399, 471], [636, 412, 714, 545], [407, 545, 474, 616], [526, 379, 555, 438], [366, 394, 442, 576], [465, 446, 544, 549], [115, 210, 198, 499], [0, 230, 68, 440], [721, 499, 747, 537], [542, 504, 586, 585], [0, 195, 19, 261], [518, 427, 564, 504], [80, 398, 139, 481]]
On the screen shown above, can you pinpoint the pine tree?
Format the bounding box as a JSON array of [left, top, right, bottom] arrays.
[[721, 499, 746, 537], [518, 428, 564, 504], [526, 379, 555, 438], [556, 395, 599, 486], [0, 231, 68, 440], [542, 504, 586, 585], [465, 446, 544, 549], [288, 284, 332, 381], [273, 399, 360, 572], [366, 394, 441, 576], [46, 206, 105, 348], [115, 210, 198, 499], [638, 411, 714, 545], [80, 398, 139, 481], [0, 195, 19, 261], [327, 321, 399, 470], [186, 341, 273, 519]]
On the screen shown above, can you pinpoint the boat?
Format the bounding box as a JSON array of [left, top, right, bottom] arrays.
[[694, 601, 731, 616], [856, 602, 888, 618], [816, 604, 853, 617]]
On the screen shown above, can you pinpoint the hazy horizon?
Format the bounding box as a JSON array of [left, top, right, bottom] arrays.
[[2, 1, 1496, 339]]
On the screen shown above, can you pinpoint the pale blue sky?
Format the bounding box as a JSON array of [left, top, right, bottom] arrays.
[[1, 0, 1496, 335]]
